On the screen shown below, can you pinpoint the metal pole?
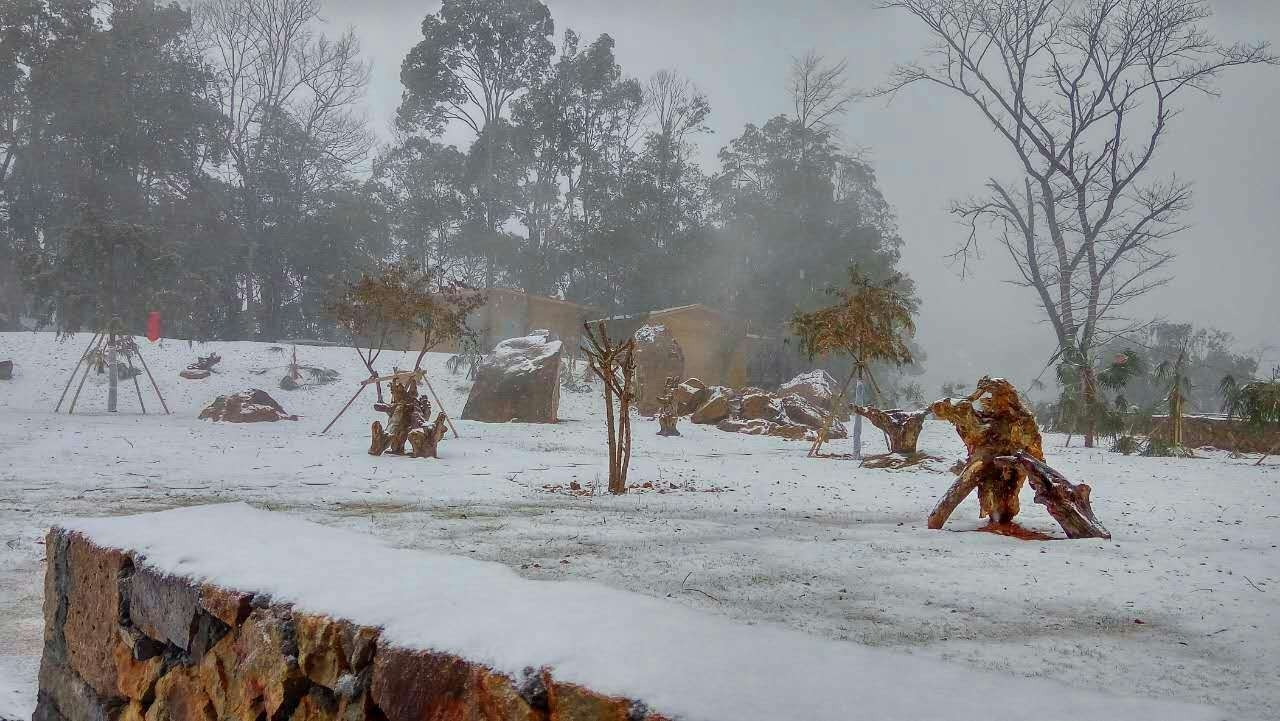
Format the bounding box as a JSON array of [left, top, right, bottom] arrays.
[[107, 335, 119, 413], [54, 332, 101, 412]]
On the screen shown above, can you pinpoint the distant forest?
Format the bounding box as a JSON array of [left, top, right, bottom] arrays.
[[0, 0, 910, 354]]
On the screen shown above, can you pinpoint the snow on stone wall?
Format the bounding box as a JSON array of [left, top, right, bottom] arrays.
[[35, 504, 1221, 721]]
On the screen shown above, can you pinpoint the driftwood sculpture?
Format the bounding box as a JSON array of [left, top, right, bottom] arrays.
[[657, 376, 681, 437], [369, 374, 448, 459], [852, 405, 927, 454], [993, 452, 1111, 539], [928, 376, 1109, 539]]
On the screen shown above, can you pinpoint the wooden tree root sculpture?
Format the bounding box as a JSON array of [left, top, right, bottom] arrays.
[[927, 459, 1022, 529], [368, 373, 448, 459], [656, 376, 681, 437], [993, 452, 1110, 539], [407, 414, 449, 459], [852, 405, 927, 454], [928, 376, 1110, 540]]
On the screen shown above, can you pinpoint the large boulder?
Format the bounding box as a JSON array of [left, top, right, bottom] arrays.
[[739, 392, 784, 423], [673, 378, 709, 415], [632, 324, 684, 416], [199, 389, 297, 422], [778, 370, 849, 420], [716, 417, 809, 440], [691, 386, 736, 424], [779, 394, 846, 438], [461, 330, 562, 423]]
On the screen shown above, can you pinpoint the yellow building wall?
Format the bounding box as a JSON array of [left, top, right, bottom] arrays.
[[428, 290, 596, 355], [654, 309, 749, 388]]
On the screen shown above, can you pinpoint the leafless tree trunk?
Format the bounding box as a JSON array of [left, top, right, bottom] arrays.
[[879, 0, 1275, 446], [644, 70, 709, 250], [193, 0, 372, 336], [582, 321, 637, 494]]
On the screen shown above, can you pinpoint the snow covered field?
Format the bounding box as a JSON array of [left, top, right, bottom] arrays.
[[0, 331, 1276, 719]]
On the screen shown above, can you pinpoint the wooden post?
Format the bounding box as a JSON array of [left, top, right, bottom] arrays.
[[67, 335, 102, 414], [321, 382, 369, 434], [126, 353, 147, 414], [133, 343, 170, 414], [419, 373, 459, 439], [54, 332, 101, 412]]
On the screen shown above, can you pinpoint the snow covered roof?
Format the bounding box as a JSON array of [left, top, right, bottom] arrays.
[[60, 504, 1219, 721], [588, 303, 737, 325], [482, 287, 599, 312]]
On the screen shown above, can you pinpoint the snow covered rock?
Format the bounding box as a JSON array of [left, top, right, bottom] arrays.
[[781, 394, 847, 439], [672, 377, 708, 415], [0, 359, 11, 379], [198, 389, 297, 422], [179, 368, 210, 380], [778, 369, 848, 420], [461, 330, 562, 423], [632, 324, 684, 416], [739, 392, 784, 422], [690, 386, 736, 424], [717, 417, 807, 440]]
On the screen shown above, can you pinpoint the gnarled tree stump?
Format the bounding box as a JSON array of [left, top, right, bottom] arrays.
[[369, 374, 448, 459], [928, 377, 1109, 539], [993, 452, 1110, 539], [657, 376, 681, 437], [851, 405, 927, 454]]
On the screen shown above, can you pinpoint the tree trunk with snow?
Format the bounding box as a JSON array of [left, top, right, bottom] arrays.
[[993, 453, 1111, 539], [852, 405, 927, 454]]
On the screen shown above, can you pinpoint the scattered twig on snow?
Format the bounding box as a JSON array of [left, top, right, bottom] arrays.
[[1207, 628, 1230, 636], [1243, 576, 1266, 593], [681, 571, 721, 604]]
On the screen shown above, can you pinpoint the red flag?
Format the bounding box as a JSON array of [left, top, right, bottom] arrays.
[[146, 311, 162, 342]]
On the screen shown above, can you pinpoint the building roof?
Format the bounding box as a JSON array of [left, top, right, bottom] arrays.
[[480, 287, 599, 313], [591, 303, 737, 324]]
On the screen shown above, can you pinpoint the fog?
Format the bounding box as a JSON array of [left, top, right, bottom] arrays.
[[323, 0, 1280, 392]]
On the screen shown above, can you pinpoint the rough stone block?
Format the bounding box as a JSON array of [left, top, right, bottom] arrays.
[[64, 534, 130, 699], [112, 641, 163, 702], [198, 585, 252, 628], [547, 681, 631, 721], [371, 648, 475, 721], [129, 568, 200, 651], [145, 667, 215, 721], [35, 656, 120, 721]]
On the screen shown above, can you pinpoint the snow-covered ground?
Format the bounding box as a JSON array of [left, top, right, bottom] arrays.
[[0, 332, 1276, 720]]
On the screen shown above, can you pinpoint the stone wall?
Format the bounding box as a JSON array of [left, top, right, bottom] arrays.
[[34, 527, 667, 721], [1143, 414, 1280, 453]]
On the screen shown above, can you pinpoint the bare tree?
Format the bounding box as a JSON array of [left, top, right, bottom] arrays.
[[790, 51, 857, 142], [644, 70, 709, 249], [879, 0, 1275, 446], [193, 0, 373, 337], [582, 321, 637, 494]]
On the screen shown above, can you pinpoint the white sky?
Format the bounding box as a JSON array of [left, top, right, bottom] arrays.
[[319, 0, 1280, 391]]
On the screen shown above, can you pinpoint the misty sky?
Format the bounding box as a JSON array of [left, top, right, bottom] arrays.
[[319, 0, 1280, 392]]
